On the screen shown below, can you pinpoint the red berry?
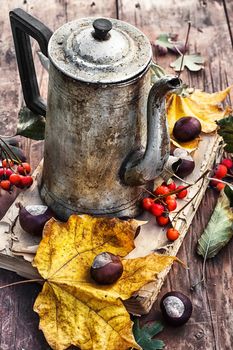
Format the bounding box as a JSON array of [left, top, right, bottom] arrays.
[[20, 175, 33, 188], [154, 185, 170, 196], [167, 181, 176, 191], [165, 194, 176, 203], [17, 162, 31, 175], [166, 228, 180, 241], [0, 180, 11, 191], [5, 169, 13, 178], [214, 164, 227, 179], [0, 168, 5, 178], [156, 215, 169, 226], [142, 197, 154, 211], [9, 173, 21, 186], [221, 158, 233, 170], [176, 186, 188, 199], [216, 182, 225, 192], [166, 199, 177, 212], [151, 203, 165, 217], [2, 159, 14, 168]]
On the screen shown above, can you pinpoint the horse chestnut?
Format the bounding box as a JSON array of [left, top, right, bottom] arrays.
[[173, 157, 195, 178], [90, 252, 123, 285], [173, 116, 201, 142], [19, 204, 54, 236], [160, 291, 192, 326]]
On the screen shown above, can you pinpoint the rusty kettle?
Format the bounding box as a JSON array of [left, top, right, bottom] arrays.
[[10, 9, 181, 219]]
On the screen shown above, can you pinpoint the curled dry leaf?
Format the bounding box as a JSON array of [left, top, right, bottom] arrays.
[[33, 215, 177, 350], [166, 86, 232, 151], [197, 192, 233, 259]]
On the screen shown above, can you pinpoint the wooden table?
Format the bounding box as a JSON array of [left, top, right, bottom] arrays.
[[0, 1, 233, 349]]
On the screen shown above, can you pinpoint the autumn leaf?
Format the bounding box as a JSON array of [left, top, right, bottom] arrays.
[[155, 33, 174, 49], [216, 115, 233, 153], [166, 86, 232, 151], [224, 184, 233, 208], [170, 54, 205, 72], [197, 192, 233, 259], [17, 106, 45, 140], [133, 319, 165, 349], [33, 215, 177, 350]]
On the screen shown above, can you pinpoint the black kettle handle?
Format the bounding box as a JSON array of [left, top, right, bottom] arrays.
[[9, 8, 53, 116]]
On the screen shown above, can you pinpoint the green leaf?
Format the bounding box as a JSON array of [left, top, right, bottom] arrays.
[[133, 319, 165, 350], [197, 192, 233, 259], [224, 185, 233, 207], [216, 115, 233, 152], [155, 34, 174, 49], [170, 54, 205, 72], [17, 107, 45, 140]]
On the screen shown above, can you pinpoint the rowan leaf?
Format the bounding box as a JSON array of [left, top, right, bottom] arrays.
[[197, 192, 233, 259], [216, 115, 233, 152], [33, 215, 177, 350], [133, 319, 165, 350], [17, 107, 45, 140], [166, 87, 232, 151], [170, 54, 205, 72]]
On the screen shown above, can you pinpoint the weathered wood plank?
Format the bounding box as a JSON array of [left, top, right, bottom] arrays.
[[0, 1, 116, 350], [0, 0, 233, 349], [118, 0, 233, 349]]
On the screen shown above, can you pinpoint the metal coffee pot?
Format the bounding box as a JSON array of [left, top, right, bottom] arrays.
[[10, 8, 181, 220]]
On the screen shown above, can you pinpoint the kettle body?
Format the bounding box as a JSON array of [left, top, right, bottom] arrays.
[[41, 65, 151, 218], [10, 9, 181, 220]]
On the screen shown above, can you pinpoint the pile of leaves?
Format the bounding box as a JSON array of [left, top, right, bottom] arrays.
[[32, 214, 177, 350]]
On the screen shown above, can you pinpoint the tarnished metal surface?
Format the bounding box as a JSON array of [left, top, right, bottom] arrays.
[[123, 76, 182, 186], [40, 63, 151, 220], [48, 17, 152, 83]]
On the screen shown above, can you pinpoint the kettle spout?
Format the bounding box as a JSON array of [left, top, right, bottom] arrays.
[[123, 75, 182, 186]]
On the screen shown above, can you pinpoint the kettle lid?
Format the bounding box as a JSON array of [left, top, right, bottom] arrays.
[[48, 17, 152, 83]]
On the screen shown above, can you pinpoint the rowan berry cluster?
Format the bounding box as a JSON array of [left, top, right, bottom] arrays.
[[0, 159, 33, 192], [210, 158, 233, 191], [142, 181, 188, 241]]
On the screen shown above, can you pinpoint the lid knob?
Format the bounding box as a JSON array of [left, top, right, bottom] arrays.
[[93, 18, 112, 40]]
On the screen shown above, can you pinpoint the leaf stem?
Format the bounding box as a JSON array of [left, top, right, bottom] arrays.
[[191, 234, 211, 290], [0, 278, 44, 290], [178, 21, 191, 77]]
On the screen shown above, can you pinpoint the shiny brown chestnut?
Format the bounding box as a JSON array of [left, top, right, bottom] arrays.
[[90, 252, 123, 285], [160, 291, 193, 326], [173, 158, 195, 178], [173, 116, 201, 142], [19, 204, 54, 236]]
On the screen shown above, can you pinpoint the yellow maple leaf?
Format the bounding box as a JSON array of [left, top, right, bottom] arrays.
[[166, 86, 232, 151], [33, 215, 177, 350]]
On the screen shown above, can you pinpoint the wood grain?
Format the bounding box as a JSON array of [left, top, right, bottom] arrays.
[[0, 1, 233, 349], [117, 0, 233, 349]]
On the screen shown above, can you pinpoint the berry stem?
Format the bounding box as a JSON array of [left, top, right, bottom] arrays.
[[0, 137, 22, 164], [207, 177, 233, 188], [171, 176, 205, 222], [0, 145, 14, 165]]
